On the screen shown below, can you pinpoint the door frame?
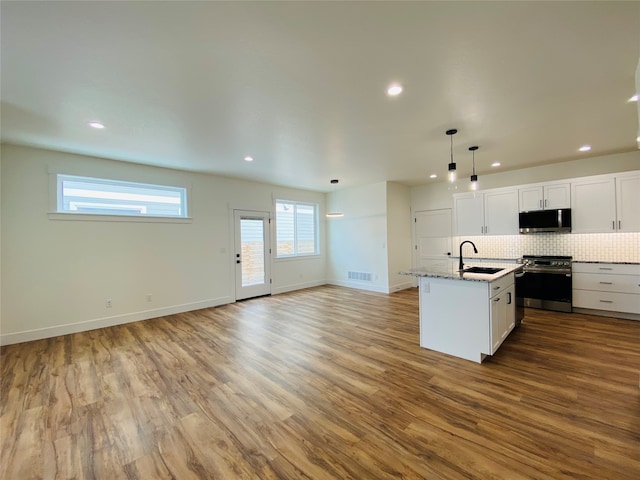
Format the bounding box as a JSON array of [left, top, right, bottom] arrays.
[[232, 208, 272, 301]]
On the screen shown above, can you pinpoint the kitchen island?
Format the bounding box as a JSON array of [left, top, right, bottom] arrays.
[[401, 260, 523, 363]]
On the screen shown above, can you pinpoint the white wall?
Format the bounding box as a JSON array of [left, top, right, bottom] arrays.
[[386, 182, 413, 292], [326, 182, 390, 292], [0, 144, 326, 345]]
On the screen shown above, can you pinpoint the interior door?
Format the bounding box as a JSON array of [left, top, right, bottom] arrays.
[[234, 210, 271, 300], [414, 209, 453, 269]]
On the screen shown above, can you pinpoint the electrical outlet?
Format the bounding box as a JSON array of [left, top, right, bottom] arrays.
[[146, 294, 152, 302], [106, 299, 112, 308]]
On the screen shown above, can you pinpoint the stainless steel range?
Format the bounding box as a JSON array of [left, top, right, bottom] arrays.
[[517, 255, 573, 312]]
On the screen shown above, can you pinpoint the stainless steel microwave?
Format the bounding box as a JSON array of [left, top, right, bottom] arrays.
[[519, 208, 571, 233]]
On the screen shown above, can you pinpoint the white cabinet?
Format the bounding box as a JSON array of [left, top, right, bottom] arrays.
[[570, 173, 640, 233], [571, 177, 616, 233], [454, 188, 519, 236], [573, 263, 640, 315], [454, 194, 484, 236], [518, 182, 570, 212], [489, 276, 515, 354], [615, 173, 640, 233]]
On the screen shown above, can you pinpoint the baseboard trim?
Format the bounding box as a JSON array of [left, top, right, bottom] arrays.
[[0, 296, 233, 346], [327, 280, 390, 294], [389, 281, 414, 293], [272, 280, 327, 295], [572, 307, 640, 321]]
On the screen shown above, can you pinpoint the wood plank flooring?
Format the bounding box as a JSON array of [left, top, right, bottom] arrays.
[[1, 285, 639, 479]]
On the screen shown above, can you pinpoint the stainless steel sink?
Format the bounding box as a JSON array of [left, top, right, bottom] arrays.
[[462, 266, 504, 274]]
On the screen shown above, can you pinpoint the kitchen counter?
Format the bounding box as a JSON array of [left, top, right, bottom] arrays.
[[400, 260, 523, 282]]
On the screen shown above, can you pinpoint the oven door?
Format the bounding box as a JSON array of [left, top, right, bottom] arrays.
[[520, 270, 572, 312]]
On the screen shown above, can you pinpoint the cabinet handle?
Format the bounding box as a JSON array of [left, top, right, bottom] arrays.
[[618, 220, 621, 230], [539, 199, 543, 208], [599, 267, 613, 271], [507, 292, 512, 304], [485, 226, 488, 234], [493, 286, 500, 290], [544, 199, 548, 208], [494, 297, 501, 302], [599, 300, 613, 304], [599, 281, 613, 285], [612, 221, 615, 230]]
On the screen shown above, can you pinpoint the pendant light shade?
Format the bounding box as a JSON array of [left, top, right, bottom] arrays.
[[469, 145, 479, 190], [446, 129, 457, 183]]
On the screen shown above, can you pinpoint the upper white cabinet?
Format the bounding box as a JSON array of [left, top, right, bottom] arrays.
[[518, 182, 570, 212], [571, 172, 640, 233], [571, 177, 616, 233], [615, 173, 640, 233], [454, 194, 484, 236], [455, 189, 519, 236]]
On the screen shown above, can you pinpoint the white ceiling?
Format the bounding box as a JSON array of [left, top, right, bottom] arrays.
[[2, 1, 639, 192]]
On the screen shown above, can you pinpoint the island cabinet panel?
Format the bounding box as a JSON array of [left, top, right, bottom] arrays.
[[418, 272, 516, 363], [419, 277, 489, 363]]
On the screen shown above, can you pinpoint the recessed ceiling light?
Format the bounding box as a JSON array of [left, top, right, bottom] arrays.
[[579, 145, 591, 152], [244, 156, 254, 162], [628, 94, 638, 102], [491, 162, 501, 167], [387, 83, 403, 96], [89, 121, 105, 129], [429, 174, 437, 179]]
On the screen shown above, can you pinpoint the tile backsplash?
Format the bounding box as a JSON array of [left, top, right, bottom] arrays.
[[454, 232, 640, 263]]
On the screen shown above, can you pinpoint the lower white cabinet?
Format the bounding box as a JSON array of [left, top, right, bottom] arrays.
[[573, 263, 640, 315], [490, 278, 515, 354]]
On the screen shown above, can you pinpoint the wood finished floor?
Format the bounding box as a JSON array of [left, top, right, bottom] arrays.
[[1, 285, 639, 479]]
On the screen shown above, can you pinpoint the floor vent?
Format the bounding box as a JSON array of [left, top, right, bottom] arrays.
[[348, 271, 372, 282]]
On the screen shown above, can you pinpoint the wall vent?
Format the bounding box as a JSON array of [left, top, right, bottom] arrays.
[[348, 271, 372, 282]]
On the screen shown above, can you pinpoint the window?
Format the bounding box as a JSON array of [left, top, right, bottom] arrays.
[[55, 174, 188, 218], [276, 200, 318, 257]]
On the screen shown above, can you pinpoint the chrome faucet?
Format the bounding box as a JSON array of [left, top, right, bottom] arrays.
[[459, 240, 478, 271]]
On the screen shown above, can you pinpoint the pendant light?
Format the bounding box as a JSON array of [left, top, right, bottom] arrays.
[[446, 129, 457, 182], [469, 145, 479, 190]]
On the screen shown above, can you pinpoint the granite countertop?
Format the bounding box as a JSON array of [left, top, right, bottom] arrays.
[[573, 260, 640, 265], [400, 260, 523, 283]]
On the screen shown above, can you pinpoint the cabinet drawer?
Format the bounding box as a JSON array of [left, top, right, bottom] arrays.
[[573, 289, 640, 314], [573, 263, 640, 275], [573, 273, 640, 295], [489, 274, 514, 298]]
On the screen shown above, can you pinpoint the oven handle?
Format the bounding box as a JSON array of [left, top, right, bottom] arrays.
[[523, 269, 571, 275]]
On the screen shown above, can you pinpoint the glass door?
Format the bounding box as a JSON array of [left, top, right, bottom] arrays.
[[234, 210, 271, 300]]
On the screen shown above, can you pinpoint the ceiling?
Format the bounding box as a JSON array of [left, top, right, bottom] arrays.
[[2, 1, 639, 192]]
